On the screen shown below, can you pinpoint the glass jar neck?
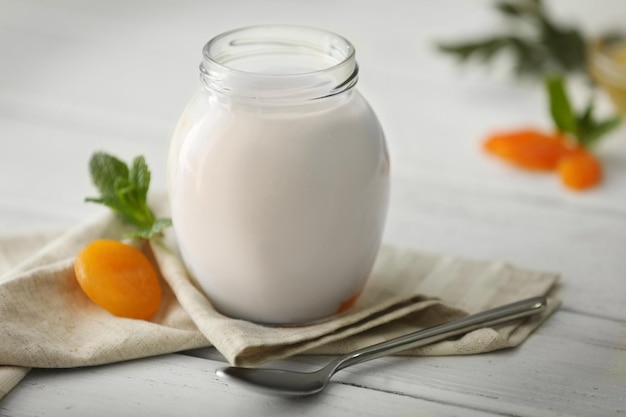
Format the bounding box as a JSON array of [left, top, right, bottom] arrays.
[[199, 25, 359, 103]]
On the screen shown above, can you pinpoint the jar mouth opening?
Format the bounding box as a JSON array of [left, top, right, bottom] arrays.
[[200, 25, 359, 101]]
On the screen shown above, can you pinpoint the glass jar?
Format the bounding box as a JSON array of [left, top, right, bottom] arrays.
[[589, 39, 626, 119], [168, 25, 390, 324]]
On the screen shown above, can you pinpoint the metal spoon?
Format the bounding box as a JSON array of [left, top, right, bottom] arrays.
[[216, 296, 547, 396]]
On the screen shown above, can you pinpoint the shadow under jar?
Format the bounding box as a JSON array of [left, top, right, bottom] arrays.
[[168, 25, 390, 324]]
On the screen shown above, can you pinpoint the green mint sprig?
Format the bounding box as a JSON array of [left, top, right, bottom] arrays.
[[86, 152, 172, 239], [545, 74, 621, 148], [437, 0, 587, 78]]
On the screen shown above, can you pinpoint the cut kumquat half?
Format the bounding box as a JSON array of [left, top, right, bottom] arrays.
[[483, 129, 571, 171], [558, 148, 603, 191], [74, 239, 162, 320], [483, 128, 604, 191]]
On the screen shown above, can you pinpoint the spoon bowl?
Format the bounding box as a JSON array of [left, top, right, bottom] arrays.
[[217, 296, 547, 396], [217, 366, 332, 396]]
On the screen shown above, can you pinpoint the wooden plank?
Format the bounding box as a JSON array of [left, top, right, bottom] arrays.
[[2, 310, 623, 416], [0, 354, 499, 417], [385, 172, 626, 320], [325, 310, 626, 417], [188, 309, 625, 417]]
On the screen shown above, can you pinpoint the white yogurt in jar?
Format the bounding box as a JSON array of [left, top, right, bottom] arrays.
[[167, 25, 390, 324]]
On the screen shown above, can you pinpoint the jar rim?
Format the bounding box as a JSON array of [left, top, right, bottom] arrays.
[[199, 25, 359, 101]]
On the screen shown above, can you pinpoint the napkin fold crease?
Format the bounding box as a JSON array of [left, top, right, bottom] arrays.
[[0, 199, 560, 400]]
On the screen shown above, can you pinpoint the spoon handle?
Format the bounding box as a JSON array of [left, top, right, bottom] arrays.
[[334, 296, 547, 372]]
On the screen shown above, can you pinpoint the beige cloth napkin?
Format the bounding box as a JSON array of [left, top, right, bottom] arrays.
[[0, 199, 560, 400]]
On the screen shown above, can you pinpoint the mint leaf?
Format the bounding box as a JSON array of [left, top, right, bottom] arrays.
[[578, 116, 621, 148], [545, 74, 577, 134], [85, 195, 127, 214], [544, 74, 621, 149], [125, 218, 173, 239], [436, 0, 588, 78], [129, 156, 150, 201], [577, 98, 594, 129], [85, 152, 171, 239], [89, 152, 129, 197]]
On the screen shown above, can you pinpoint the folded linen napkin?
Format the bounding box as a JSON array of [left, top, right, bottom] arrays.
[[0, 197, 560, 399]]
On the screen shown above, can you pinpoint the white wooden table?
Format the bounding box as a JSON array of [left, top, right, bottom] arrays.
[[1, 0, 625, 415]]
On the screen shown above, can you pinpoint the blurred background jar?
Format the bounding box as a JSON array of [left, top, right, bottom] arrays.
[[589, 38, 626, 119]]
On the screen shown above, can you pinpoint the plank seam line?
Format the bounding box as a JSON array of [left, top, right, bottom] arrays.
[[334, 380, 514, 417], [558, 307, 626, 324]]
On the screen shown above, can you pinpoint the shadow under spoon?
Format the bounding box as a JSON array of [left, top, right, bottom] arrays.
[[216, 296, 547, 396]]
